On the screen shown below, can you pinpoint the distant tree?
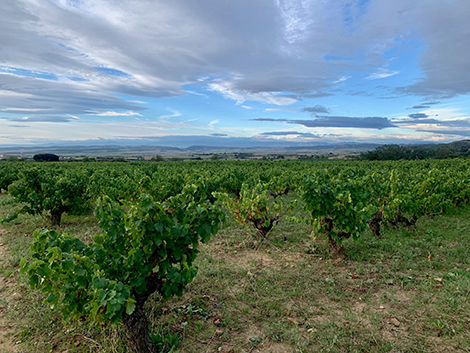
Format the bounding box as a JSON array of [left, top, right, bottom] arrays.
[[210, 154, 220, 161], [234, 153, 253, 159], [433, 147, 457, 159], [6, 156, 18, 162], [359, 144, 439, 160], [82, 157, 96, 162], [112, 157, 126, 162], [33, 154, 59, 162], [150, 155, 165, 162]]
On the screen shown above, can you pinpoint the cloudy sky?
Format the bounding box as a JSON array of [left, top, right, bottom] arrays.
[[0, 0, 469, 147]]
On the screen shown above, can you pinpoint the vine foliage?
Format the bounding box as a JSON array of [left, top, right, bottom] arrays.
[[21, 183, 224, 353]]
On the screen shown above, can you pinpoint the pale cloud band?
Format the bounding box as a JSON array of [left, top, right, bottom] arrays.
[[89, 111, 143, 117]]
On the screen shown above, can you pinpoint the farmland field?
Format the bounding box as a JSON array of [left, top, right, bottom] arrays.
[[0, 159, 469, 352]]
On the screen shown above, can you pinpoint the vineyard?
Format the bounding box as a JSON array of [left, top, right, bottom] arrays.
[[0, 159, 469, 352]]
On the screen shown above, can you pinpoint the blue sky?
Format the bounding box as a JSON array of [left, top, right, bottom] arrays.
[[0, 0, 469, 147]]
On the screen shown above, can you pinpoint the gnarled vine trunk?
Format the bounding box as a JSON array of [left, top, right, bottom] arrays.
[[50, 205, 71, 226], [122, 304, 158, 353], [50, 209, 64, 226], [388, 206, 418, 227], [368, 211, 383, 238], [122, 276, 164, 353], [389, 214, 418, 227], [323, 217, 350, 258], [327, 234, 345, 258], [250, 216, 279, 240]]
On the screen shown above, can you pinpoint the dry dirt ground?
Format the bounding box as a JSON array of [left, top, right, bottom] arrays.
[[0, 228, 18, 353]]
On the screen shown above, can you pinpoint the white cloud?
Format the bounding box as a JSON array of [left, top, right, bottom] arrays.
[[275, 0, 314, 45], [208, 119, 219, 128], [0, 117, 221, 145], [333, 76, 351, 84], [185, 90, 208, 98], [366, 69, 399, 80], [128, 100, 148, 105], [2, 108, 50, 112], [156, 109, 181, 120], [89, 111, 142, 117], [208, 82, 296, 106], [264, 108, 296, 112], [241, 105, 253, 110]]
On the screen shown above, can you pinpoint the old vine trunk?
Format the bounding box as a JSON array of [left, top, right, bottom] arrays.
[[122, 304, 157, 353]]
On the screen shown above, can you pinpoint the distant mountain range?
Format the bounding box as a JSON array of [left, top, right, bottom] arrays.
[[0, 142, 382, 158], [1, 140, 469, 159]]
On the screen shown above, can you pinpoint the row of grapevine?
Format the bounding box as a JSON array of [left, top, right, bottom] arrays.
[[2, 159, 470, 352], [3, 159, 470, 242], [3, 159, 470, 248]]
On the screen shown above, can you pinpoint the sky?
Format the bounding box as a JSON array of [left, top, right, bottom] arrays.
[[0, 0, 469, 148]]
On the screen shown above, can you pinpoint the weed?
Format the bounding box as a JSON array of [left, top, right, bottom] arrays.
[[150, 327, 181, 353]]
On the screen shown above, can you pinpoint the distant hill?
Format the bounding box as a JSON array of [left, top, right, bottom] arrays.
[[285, 143, 381, 151], [445, 140, 470, 153], [359, 140, 470, 160], [2, 140, 469, 160], [0, 142, 383, 158]]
